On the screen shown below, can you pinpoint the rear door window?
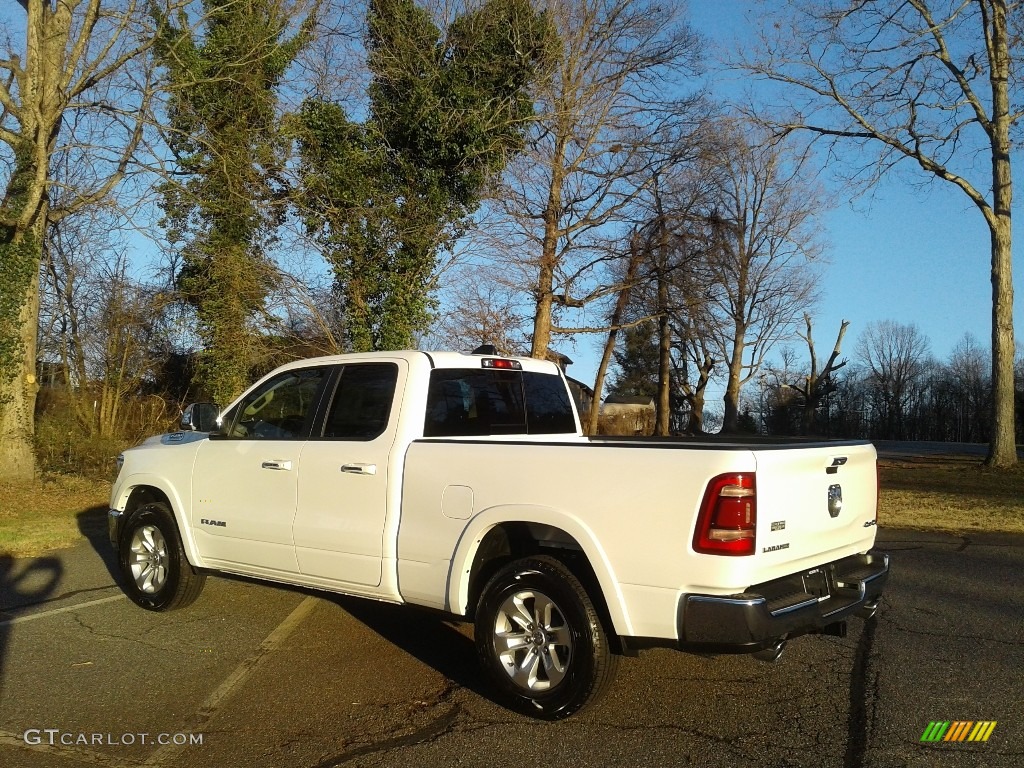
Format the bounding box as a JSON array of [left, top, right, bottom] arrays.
[[319, 363, 399, 440], [424, 369, 575, 437]]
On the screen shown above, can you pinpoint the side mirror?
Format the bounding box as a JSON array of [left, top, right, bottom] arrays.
[[181, 403, 221, 433]]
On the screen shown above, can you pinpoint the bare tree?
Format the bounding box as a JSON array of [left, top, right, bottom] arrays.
[[788, 314, 849, 435], [265, 271, 346, 360], [703, 125, 823, 433], [857, 320, 933, 440], [588, 228, 647, 435], [484, 0, 704, 361], [429, 268, 532, 357], [741, 0, 1018, 466], [595, 148, 726, 436], [944, 332, 991, 441], [674, 333, 716, 434], [39, 207, 172, 440], [1, 0, 157, 478], [643, 164, 721, 435]]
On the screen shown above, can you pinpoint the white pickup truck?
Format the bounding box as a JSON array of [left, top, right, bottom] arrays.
[[108, 349, 888, 719]]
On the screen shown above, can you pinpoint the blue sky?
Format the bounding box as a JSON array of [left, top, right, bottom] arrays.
[[566, 0, 1015, 391], [690, 1, 1007, 362]]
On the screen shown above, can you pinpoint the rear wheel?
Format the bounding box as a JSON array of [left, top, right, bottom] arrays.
[[474, 555, 619, 719], [119, 502, 206, 611]]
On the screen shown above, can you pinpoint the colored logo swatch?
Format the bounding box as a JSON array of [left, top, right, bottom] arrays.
[[921, 721, 997, 743]]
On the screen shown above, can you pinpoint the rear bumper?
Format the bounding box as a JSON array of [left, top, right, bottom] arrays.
[[676, 551, 889, 653]]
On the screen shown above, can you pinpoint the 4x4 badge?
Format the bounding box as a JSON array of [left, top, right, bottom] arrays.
[[828, 484, 843, 518]]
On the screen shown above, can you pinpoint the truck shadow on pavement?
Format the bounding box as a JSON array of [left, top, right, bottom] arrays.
[[327, 595, 496, 704], [76, 505, 122, 584]]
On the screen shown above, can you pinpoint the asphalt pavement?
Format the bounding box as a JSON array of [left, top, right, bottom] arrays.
[[0, 513, 1021, 768]]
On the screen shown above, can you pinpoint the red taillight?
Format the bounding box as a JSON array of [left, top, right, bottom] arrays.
[[875, 461, 881, 525], [481, 357, 522, 370], [693, 473, 756, 556]]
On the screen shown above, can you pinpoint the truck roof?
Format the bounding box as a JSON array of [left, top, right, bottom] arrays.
[[262, 350, 564, 376], [426, 351, 562, 374]]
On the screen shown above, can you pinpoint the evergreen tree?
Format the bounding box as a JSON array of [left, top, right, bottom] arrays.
[[155, 0, 315, 403], [609, 323, 660, 399], [295, 0, 554, 351]]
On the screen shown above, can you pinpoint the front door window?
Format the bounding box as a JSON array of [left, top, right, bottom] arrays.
[[224, 367, 329, 440]]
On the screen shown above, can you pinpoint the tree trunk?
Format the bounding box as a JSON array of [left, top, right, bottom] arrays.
[[530, 206, 559, 359], [656, 271, 671, 436], [986, 2, 1016, 467], [588, 235, 643, 435], [680, 343, 714, 434], [654, 200, 671, 436], [988, 215, 1015, 466], [0, 1, 74, 479], [722, 323, 746, 433], [0, 265, 41, 480], [589, 334, 615, 435], [530, 255, 555, 359], [0, 179, 47, 480], [687, 388, 706, 433], [530, 135, 568, 360]]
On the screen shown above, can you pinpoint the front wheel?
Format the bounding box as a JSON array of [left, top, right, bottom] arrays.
[[118, 502, 206, 611], [474, 555, 619, 719]]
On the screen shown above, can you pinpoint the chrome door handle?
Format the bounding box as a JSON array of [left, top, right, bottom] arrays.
[[341, 463, 377, 476], [261, 460, 292, 471]]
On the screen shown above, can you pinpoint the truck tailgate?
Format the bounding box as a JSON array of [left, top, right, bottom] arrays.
[[751, 442, 878, 579]]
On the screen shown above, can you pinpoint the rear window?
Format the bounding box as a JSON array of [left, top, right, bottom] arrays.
[[424, 370, 576, 437]]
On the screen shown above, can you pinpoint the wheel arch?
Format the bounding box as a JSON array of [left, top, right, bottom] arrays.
[[112, 474, 202, 567], [450, 505, 633, 638]]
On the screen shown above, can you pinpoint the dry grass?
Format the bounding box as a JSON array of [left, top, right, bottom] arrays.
[[879, 454, 1024, 534], [0, 475, 110, 557]]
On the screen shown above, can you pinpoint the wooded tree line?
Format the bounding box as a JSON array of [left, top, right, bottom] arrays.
[[2, 0, 1021, 478], [754, 324, 1015, 445], [612, 316, 1012, 444]]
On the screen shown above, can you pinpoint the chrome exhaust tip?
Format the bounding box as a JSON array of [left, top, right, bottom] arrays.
[[753, 639, 787, 663], [856, 600, 879, 621]]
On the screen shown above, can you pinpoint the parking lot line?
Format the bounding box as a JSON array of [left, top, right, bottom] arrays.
[[141, 595, 320, 767], [0, 595, 125, 627], [1, 594, 319, 767]]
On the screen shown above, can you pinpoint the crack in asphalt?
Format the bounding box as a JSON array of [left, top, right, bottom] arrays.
[[311, 686, 462, 768], [883, 611, 1024, 647], [69, 613, 182, 654]]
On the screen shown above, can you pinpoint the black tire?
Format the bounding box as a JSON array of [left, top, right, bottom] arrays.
[[118, 502, 206, 611], [474, 555, 619, 720]]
